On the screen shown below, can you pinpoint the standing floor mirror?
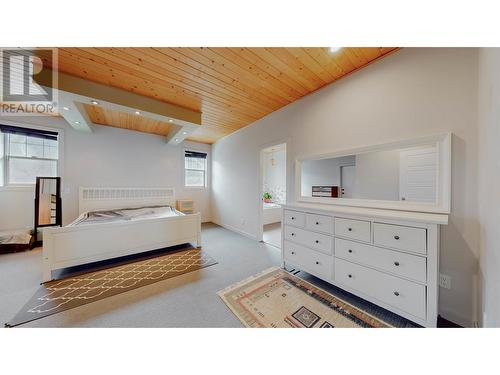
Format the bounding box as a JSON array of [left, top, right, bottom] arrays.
[[34, 177, 62, 241]]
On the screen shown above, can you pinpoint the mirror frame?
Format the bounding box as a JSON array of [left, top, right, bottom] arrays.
[[295, 133, 451, 214], [34, 176, 62, 231]]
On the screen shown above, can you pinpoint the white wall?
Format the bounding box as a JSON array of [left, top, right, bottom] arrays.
[[212, 48, 479, 326], [263, 149, 286, 203], [353, 150, 400, 201], [0, 116, 212, 230], [301, 155, 355, 196], [477, 48, 500, 327]]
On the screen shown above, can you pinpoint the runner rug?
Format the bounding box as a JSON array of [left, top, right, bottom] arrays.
[[6, 247, 217, 327], [218, 267, 394, 328]]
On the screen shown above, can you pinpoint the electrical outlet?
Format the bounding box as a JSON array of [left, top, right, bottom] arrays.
[[439, 273, 451, 289]]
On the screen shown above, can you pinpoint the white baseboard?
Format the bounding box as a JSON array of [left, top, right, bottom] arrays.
[[211, 220, 258, 241], [439, 307, 473, 328]]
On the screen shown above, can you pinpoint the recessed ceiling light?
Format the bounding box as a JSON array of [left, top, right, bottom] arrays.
[[329, 47, 342, 53], [90, 100, 99, 105], [182, 131, 188, 135], [75, 121, 80, 124], [135, 111, 141, 115], [175, 138, 179, 142], [168, 119, 174, 123], [62, 106, 70, 111]]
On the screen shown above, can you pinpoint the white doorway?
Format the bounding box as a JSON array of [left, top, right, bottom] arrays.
[[260, 142, 287, 249], [340, 165, 356, 198]]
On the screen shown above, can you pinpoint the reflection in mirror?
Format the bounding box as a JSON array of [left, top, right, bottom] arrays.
[[301, 144, 437, 203], [38, 178, 58, 225]]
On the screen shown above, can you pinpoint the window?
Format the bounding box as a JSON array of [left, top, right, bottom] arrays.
[[0, 124, 59, 186], [185, 150, 207, 187]]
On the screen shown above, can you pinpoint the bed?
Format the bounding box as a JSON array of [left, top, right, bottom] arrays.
[[0, 229, 35, 253], [263, 202, 282, 225], [41, 187, 201, 282]]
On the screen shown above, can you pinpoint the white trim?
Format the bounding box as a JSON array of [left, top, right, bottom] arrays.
[[212, 220, 259, 241], [257, 138, 291, 242], [295, 133, 451, 214], [0, 185, 34, 192], [282, 202, 448, 225], [438, 306, 473, 328], [78, 186, 175, 214]]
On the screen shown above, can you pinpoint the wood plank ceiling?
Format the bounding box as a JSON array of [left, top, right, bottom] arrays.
[[53, 48, 398, 144], [84, 104, 176, 136]]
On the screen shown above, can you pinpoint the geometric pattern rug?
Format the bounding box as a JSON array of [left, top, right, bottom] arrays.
[[6, 247, 217, 327], [218, 267, 394, 328]]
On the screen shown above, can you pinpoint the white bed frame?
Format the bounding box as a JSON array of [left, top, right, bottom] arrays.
[[42, 187, 201, 282]]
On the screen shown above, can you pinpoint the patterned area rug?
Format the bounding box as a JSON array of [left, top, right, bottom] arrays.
[[6, 247, 217, 327], [218, 267, 393, 328]]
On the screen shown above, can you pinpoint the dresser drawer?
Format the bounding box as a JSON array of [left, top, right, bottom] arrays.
[[334, 258, 426, 319], [373, 223, 427, 255], [284, 241, 333, 281], [283, 226, 333, 255], [335, 238, 427, 283], [284, 210, 305, 227], [305, 213, 334, 234], [334, 217, 371, 242]]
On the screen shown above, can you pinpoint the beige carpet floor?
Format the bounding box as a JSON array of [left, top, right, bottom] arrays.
[[263, 223, 281, 248], [0, 223, 417, 327]]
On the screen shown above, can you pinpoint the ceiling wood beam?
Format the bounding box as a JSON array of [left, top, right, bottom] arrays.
[[34, 70, 201, 144]]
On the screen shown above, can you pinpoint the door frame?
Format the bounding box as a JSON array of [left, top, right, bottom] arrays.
[[339, 162, 356, 197], [257, 138, 290, 243]]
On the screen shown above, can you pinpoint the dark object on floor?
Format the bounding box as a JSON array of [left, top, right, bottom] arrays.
[[0, 230, 35, 254], [6, 245, 217, 327], [437, 315, 462, 328]]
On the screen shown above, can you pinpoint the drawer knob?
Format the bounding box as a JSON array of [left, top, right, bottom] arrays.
[[315, 261, 319, 265], [348, 227, 353, 232], [315, 240, 319, 244], [394, 291, 400, 296], [348, 249, 353, 253], [291, 233, 295, 236], [291, 217, 295, 220], [291, 251, 295, 255], [394, 235, 400, 240], [394, 261, 400, 266], [348, 274, 352, 278], [316, 221, 319, 225]]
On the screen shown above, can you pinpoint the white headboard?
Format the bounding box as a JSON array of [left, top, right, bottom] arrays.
[[79, 187, 175, 214]]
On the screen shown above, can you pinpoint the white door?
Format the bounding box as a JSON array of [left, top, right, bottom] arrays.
[[340, 165, 356, 198], [399, 147, 437, 203]]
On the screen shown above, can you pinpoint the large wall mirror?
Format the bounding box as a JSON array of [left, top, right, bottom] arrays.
[[295, 133, 451, 213]]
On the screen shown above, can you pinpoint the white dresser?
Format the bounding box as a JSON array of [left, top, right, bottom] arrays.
[[281, 202, 448, 327]]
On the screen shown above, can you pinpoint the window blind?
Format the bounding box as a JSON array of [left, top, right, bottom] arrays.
[[0, 124, 58, 140], [185, 150, 207, 159]]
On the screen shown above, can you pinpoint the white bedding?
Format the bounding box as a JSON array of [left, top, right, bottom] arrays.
[[68, 205, 183, 226], [0, 229, 32, 245]]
